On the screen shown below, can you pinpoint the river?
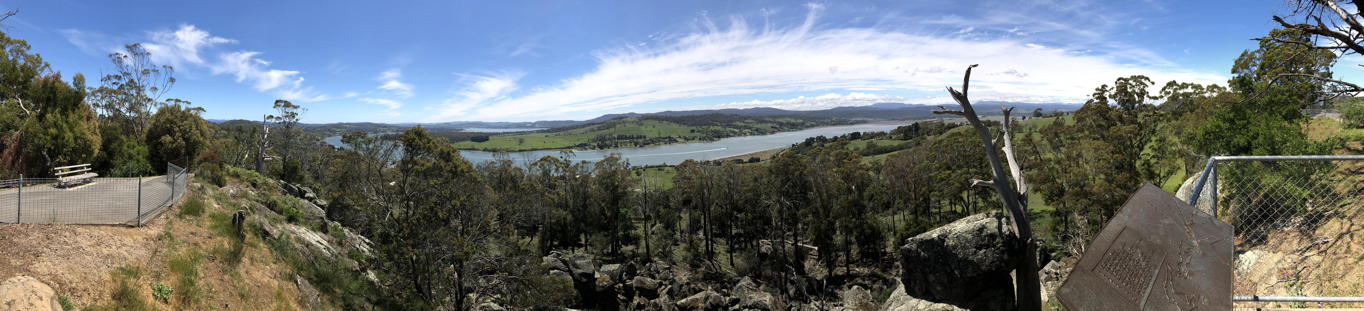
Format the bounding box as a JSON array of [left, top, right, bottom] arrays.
[[322, 122, 912, 166]]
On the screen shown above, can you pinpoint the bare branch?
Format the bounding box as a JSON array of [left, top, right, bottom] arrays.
[[999, 105, 1028, 197], [933, 105, 966, 116], [0, 10, 16, 27], [1273, 15, 1364, 55], [1322, 0, 1364, 39], [1275, 73, 1364, 94]]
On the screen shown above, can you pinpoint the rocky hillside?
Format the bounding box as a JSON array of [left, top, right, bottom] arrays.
[[0, 164, 1074, 311], [0, 168, 375, 310]]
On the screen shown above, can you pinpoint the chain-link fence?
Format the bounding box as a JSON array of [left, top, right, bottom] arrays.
[[0, 163, 189, 226], [1187, 155, 1364, 305]]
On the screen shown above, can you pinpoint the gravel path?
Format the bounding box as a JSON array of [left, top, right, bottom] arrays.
[[0, 175, 180, 225]]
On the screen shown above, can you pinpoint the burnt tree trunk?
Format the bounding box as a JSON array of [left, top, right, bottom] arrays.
[[933, 64, 1041, 311]]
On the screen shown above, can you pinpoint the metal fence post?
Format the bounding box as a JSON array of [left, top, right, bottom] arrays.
[[136, 176, 142, 227], [15, 174, 20, 224], [1209, 161, 1218, 215]]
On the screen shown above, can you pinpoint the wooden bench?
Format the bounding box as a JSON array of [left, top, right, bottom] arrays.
[[54, 163, 97, 187]]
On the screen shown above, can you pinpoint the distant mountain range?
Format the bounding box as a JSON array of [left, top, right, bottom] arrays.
[[212, 101, 1080, 133]]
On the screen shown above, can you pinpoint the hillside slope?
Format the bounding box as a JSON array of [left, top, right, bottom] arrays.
[[0, 168, 375, 310]]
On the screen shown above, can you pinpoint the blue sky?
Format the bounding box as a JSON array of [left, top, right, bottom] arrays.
[[1, 0, 1349, 122]]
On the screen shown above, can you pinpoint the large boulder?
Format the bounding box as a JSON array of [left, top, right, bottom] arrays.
[[730, 277, 775, 310], [632, 276, 661, 298], [1038, 260, 1067, 306], [542, 253, 570, 272], [880, 283, 966, 311], [898, 213, 1017, 310], [295, 275, 321, 309], [566, 254, 597, 283], [298, 200, 327, 222], [0, 276, 60, 311], [674, 290, 724, 310], [600, 263, 626, 284], [840, 285, 876, 311]]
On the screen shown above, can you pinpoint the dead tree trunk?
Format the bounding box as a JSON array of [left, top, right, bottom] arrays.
[[933, 64, 1041, 311], [255, 114, 269, 173]]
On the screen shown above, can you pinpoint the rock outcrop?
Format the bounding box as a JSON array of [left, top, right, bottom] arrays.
[[0, 276, 61, 311], [880, 283, 967, 311], [675, 290, 724, 310], [840, 285, 876, 311], [898, 213, 1018, 310], [730, 277, 776, 310]]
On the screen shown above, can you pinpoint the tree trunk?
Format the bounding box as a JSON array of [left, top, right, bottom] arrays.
[[933, 64, 1041, 311]]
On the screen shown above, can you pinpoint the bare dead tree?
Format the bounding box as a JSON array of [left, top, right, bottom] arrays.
[[933, 64, 1040, 311], [1266, 0, 1364, 94]]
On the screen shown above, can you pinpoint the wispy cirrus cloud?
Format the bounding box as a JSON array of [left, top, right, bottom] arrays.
[[428, 3, 1224, 121], [62, 24, 327, 102], [142, 25, 235, 69], [426, 72, 520, 121], [375, 69, 414, 99]]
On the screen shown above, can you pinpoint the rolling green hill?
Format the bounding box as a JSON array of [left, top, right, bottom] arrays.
[[451, 114, 852, 151]]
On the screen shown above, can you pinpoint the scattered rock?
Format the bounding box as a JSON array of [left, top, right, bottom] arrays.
[[295, 275, 320, 309], [298, 200, 327, 222], [1038, 260, 1067, 306], [730, 277, 775, 310], [475, 302, 506, 311], [632, 276, 661, 298], [254, 215, 280, 239], [675, 290, 724, 310], [601, 263, 625, 284], [880, 283, 967, 311], [898, 213, 1017, 310], [542, 255, 570, 272], [840, 285, 876, 311], [567, 254, 597, 283], [0, 276, 60, 311]]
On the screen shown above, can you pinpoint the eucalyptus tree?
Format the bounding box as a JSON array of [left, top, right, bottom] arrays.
[[87, 44, 174, 137]]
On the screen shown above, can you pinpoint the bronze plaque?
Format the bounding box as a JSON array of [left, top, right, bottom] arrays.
[[1058, 184, 1233, 310]]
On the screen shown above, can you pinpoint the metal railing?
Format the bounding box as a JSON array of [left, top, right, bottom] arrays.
[[0, 163, 189, 226], [1187, 155, 1364, 306]]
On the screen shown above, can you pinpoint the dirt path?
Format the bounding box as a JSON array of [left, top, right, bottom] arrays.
[[0, 220, 166, 307]]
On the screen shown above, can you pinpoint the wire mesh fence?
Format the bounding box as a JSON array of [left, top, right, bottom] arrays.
[[0, 163, 189, 226], [1188, 155, 1364, 305]]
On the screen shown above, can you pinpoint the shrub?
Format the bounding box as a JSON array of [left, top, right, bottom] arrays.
[[177, 196, 205, 218], [58, 295, 74, 311], [1342, 98, 1364, 128], [275, 159, 304, 184], [150, 282, 172, 303], [267, 195, 303, 223]]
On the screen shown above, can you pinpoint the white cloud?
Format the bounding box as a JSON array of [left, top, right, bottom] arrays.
[[716, 92, 911, 110], [212, 51, 304, 91], [142, 24, 235, 69], [360, 97, 403, 110], [428, 6, 1225, 121], [425, 72, 521, 121], [63, 24, 326, 103], [373, 68, 414, 99]]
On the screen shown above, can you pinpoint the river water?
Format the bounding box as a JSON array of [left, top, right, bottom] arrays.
[[322, 122, 910, 166]]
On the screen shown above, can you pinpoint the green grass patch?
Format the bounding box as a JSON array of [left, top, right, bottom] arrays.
[[167, 250, 204, 306], [634, 166, 676, 189], [177, 195, 207, 218], [58, 295, 74, 311], [87, 266, 151, 311]]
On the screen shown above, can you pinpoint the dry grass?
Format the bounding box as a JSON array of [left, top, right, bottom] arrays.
[[0, 181, 313, 310]]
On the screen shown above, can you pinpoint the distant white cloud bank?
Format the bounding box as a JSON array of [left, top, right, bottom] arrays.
[[431, 4, 1225, 121]]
